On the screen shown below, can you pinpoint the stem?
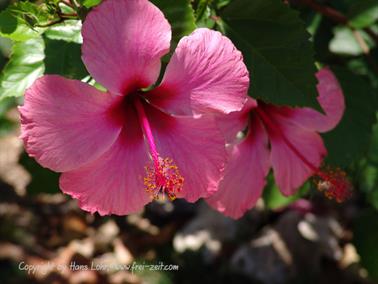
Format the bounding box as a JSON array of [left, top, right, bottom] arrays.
[[34, 18, 65, 27], [59, 13, 78, 18], [301, 0, 348, 25], [352, 30, 370, 54], [33, 11, 78, 28]]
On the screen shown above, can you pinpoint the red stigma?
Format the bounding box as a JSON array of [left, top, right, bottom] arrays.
[[314, 166, 353, 203], [144, 157, 184, 201]]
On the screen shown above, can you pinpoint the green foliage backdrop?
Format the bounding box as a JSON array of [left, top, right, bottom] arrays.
[[0, 0, 377, 282]]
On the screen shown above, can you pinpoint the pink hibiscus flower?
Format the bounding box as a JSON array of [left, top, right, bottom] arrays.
[[19, 0, 249, 215], [207, 68, 350, 219]]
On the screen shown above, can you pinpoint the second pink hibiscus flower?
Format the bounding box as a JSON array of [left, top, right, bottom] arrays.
[[207, 68, 351, 219]]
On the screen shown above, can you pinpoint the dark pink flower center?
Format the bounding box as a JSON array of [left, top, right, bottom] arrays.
[[133, 97, 184, 201]]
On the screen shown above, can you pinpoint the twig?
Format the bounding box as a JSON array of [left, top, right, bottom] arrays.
[[299, 0, 378, 45], [58, 12, 79, 19], [33, 12, 78, 28], [352, 30, 370, 54], [34, 18, 65, 28], [299, 0, 378, 75], [301, 0, 348, 25]]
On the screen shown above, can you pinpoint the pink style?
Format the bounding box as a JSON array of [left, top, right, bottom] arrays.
[[19, 0, 249, 215], [207, 68, 349, 219]]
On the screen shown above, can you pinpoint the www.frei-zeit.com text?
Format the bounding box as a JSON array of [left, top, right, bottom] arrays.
[[18, 261, 179, 275]]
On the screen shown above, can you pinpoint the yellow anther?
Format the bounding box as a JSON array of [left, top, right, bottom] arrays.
[[144, 156, 184, 201]]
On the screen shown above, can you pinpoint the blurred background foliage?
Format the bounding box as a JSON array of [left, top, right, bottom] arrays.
[[0, 0, 377, 283]]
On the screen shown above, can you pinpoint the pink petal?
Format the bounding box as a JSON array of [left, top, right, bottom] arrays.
[[275, 67, 345, 133], [146, 28, 249, 115], [60, 109, 150, 216], [145, 104, 227, 202], [217, 97, 257, 143], [19, 75, 122, 172], [207, 115, 270, 219], [82, 0, 171, 94], [259, 105, 327, 195]]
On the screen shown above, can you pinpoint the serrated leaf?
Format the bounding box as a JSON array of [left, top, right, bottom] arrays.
[[151, 0, 196, 47], [221, 0, 319, 109], [0, 9, 42, 41], [45, 20, 83, 43], [323, 68, 378, 166], [0, 37, 45, 100], [348, 0, 378, 29], [44, 38, 88, 79]]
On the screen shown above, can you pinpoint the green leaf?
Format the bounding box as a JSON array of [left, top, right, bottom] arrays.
[[83, 76, 107, 92], [9, 1, 54, 26], [0, 9, 42, 41], [348, 0, 378, 29], [44, 38, 88, 80], [214, 0, 232, 9], [323, 68, 378, 166], [0, 117, 15, 136], [0, 37, 45, 100], [263, 175, 309, 209], [329, 26, 375, 56], [346, 51, 378, 89], [7, 1, 66, 31], [358, 113, 378, 209], [0, 97, 17, 136], [195, 0, 211, 22], [81, 0, 102, 8], [359, 161, 378, 209], [313, 17, 334, 63], [195, 0, 216, 29], [367, 113, 378, 162], [221, 0, 319, 109], [151, 0, 196, 47], [0, 96, 16, 117], [20, 152, 60, 195], [353, 209, 378, 281], [45, 20, 83, 43]]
